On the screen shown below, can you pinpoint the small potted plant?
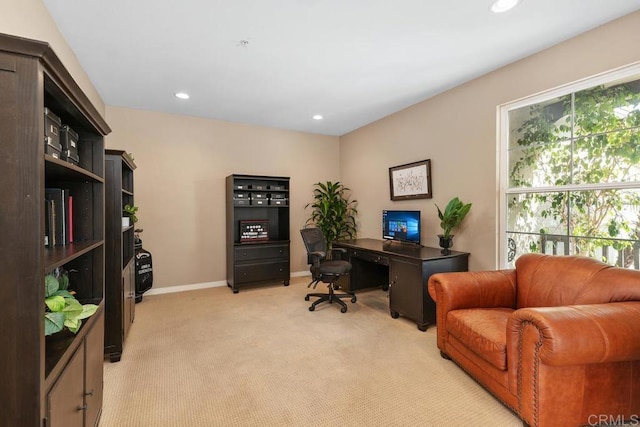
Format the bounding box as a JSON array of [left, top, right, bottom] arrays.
[[44, 268, 98, 336], [122, 204, 138, 227], [436, 197, 472, 253]]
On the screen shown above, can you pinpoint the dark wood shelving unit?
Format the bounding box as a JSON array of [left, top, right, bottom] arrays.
[[226, 174, 291, 293], [0, 33, 110, 427], [104, 149, 136, 362]]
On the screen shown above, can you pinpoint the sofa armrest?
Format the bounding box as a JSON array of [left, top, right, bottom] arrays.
[[428, 270, 517, 311], [507, 302, 640, 366]]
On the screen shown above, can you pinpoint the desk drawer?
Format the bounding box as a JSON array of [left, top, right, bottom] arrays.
[[235, 261, 289, 284], [349, 249, 389, 266], [235, 244, 289, 262]]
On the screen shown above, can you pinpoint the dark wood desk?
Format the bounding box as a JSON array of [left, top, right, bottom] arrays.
[[334, 238, 469, 331]]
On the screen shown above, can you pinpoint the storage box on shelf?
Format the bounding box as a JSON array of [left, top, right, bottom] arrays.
[[226, 175, 291, 293], [0, 33, 110, 427]]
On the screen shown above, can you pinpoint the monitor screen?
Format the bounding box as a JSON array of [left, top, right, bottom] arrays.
[[382, 210, 421, 245]]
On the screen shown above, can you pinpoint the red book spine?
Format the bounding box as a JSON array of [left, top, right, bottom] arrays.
[[68, 195, 73, 243]]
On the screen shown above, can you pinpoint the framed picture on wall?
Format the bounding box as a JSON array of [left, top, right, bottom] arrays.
[[389, 159, 432, 201]]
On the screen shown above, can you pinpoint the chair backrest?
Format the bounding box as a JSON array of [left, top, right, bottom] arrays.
[[300, 227, 328, 256], [515, 253, 640, 308]]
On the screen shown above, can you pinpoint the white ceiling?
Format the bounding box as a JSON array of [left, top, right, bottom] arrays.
[[43, 0, 640, 136]]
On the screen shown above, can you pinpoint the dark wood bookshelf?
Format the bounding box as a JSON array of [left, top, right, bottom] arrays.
[[104, 149, 137, 362], [0, 32, 110, 427], [226, 174, 291, 293]]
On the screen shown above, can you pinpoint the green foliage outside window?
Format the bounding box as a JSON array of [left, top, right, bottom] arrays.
[[508, 78, 640, 267]]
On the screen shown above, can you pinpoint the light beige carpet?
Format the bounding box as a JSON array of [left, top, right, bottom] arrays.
[[101, 277, 522, 427]]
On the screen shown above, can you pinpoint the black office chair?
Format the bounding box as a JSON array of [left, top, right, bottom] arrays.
[[300, 227, 356, 313]]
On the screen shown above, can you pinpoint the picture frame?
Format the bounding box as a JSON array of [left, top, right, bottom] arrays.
[[389, 159, 432, 201]]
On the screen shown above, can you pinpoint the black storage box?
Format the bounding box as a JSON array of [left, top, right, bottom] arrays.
[[251, 192, 268, 199], [268, 185, 285, 191], [233, 198, 250, 206], [62, 149, 79, 165], [44, 107, 62, 155], [250, 184, 266, 191], [45, 144, 62, 159], [251, 198, 268, 206], [270, 198, 288, 206], [234, 192, 250, 199], [270, 193, 286, 199], [60, 125, 80, 165]]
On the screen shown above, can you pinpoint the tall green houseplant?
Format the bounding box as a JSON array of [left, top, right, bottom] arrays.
[[305, 181, 358, 253]]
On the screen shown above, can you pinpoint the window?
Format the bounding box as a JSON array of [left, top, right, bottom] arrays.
[[499, 64, 640, 269]]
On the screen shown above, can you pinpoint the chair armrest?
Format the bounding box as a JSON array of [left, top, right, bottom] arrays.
[[428, 270, 517, 311], [330, 247, 347, 259], [507, 302, 640, 366], [309, 250, 326, 259]]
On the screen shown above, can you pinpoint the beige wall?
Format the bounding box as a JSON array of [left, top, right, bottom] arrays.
[[340, 11, 640, 271], [105, 107, 340, 288], [6, 2, 640, 286], [0, 0, 105, 115]]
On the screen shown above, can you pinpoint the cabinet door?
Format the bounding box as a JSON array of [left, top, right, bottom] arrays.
[[47, 345, 85, 427], [123, 261, 135, 340], [389, 258, 421, 320], [84, 310, 105, 427]]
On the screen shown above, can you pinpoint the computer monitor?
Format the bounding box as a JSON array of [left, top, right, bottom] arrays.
[[382, 210, 421, 245]]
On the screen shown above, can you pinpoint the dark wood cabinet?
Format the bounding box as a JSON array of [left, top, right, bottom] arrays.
[[226, 174, 290, 293], [47, 309, 105, 427], [0, 33, 110, 426], [104, 149, 136, 362]]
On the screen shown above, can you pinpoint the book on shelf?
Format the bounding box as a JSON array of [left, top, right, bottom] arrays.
[[44, 198, 54, 247], [45, 188, 72, 246]]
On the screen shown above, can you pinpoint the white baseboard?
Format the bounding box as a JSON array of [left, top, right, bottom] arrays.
[[144, 271, 311, 296]]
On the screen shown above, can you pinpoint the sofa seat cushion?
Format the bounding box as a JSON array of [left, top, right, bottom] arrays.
[[446, 308, 514, 371]]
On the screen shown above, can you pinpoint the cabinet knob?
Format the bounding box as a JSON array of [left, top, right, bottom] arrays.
[[78, 404, 88, 411], [85, 389, 94, 397]]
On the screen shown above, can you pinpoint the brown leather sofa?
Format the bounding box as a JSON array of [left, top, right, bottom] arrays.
[[428, 253, 640, 427]]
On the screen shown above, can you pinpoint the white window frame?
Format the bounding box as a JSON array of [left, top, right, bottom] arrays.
[[497, 61, 640, 268]]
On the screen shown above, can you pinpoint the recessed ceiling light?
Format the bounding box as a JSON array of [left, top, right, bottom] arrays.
[[312, 115, 323, 120], [490, 0, 520, 13], [174, 92, 190, 99]]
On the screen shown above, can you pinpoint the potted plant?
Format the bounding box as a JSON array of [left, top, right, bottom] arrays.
[[123, 204, 138, 227], [44, 269, 98, 336], [436, 197, 472, 253], [305, 181, 358, 256]]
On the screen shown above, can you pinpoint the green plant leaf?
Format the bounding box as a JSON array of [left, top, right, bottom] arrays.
[[58, 272, 69, 290], [44, 312, 65, 336], [45, 295, 66, 312], [77, 304, 99, 320], [52, 289, 74, 299], [64, 317, 81, 334], [45, 274, 59, 297], [62, 299, 83, 319]]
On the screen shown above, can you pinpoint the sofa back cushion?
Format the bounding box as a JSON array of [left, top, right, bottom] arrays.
[[515, 253, 640, 308]]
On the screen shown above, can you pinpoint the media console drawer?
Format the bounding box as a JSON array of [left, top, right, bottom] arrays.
[[234, 244, 289, 262], [235, 261, 289, 283]]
